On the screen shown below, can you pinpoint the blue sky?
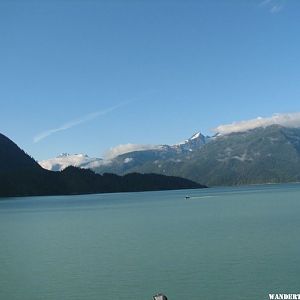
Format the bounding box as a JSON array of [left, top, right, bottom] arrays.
[[1, 0, 299, 160]]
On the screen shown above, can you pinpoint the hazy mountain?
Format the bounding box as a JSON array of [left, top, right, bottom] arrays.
[[93, 125, 300, 186], [0, 133, 204, 197]]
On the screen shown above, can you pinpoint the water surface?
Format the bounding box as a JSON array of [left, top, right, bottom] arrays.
[[0, 184, 300, 300]]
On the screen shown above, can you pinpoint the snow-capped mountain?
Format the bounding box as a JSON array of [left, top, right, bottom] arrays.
[[39, 153, 105, 171]]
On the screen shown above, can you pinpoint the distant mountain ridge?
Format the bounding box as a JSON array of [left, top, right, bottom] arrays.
[[92, 125, 300, 186], [38, 125, 300, 186], [0, 133, 203, 197]]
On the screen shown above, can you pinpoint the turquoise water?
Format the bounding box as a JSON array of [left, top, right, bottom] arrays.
[[0, 184, 300, 300]]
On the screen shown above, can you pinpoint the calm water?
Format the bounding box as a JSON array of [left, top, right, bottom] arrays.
[[0, 184, 300, 300]]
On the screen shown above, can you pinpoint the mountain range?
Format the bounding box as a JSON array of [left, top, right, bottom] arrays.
[[0, 133, 203, 197], [40, 125, 300, 186]]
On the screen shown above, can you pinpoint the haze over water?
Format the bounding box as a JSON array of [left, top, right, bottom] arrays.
[[0, 184, 299, 300]]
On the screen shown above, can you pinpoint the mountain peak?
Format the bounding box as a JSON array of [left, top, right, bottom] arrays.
[[57, 153, 70, 158], [171, 131, 207, 153], [189, 132, 203, 140]]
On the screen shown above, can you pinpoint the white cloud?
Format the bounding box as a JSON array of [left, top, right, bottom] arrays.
[[270, 4, 283, 13], [213, 112, 300, 135], [260, 0, 285, 13], [33, 102, 128, 143], [104, 143, 162, 159]]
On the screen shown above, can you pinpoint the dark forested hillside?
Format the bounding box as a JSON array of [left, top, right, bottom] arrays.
[[0, 133, 42, 172]]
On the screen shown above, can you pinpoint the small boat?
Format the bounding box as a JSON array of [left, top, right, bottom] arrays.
[[185, 195, 190, 199], [153, 293, 168, 300]]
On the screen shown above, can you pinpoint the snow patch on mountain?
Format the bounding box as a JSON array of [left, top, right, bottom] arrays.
[[190, 132, 201, 140], [124, 157, 133, 163]]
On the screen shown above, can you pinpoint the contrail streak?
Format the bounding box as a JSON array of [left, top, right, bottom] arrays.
[[33, 102, 128, 143]]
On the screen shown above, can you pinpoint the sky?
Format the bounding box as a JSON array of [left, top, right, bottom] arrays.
[[1, 0, 300, 160]]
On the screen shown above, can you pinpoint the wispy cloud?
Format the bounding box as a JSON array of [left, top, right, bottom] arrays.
[[33, 102, 128, 143], [104, 143, 162, 159], [213, 112, 300, 135], [260, 0, 285, 13]]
